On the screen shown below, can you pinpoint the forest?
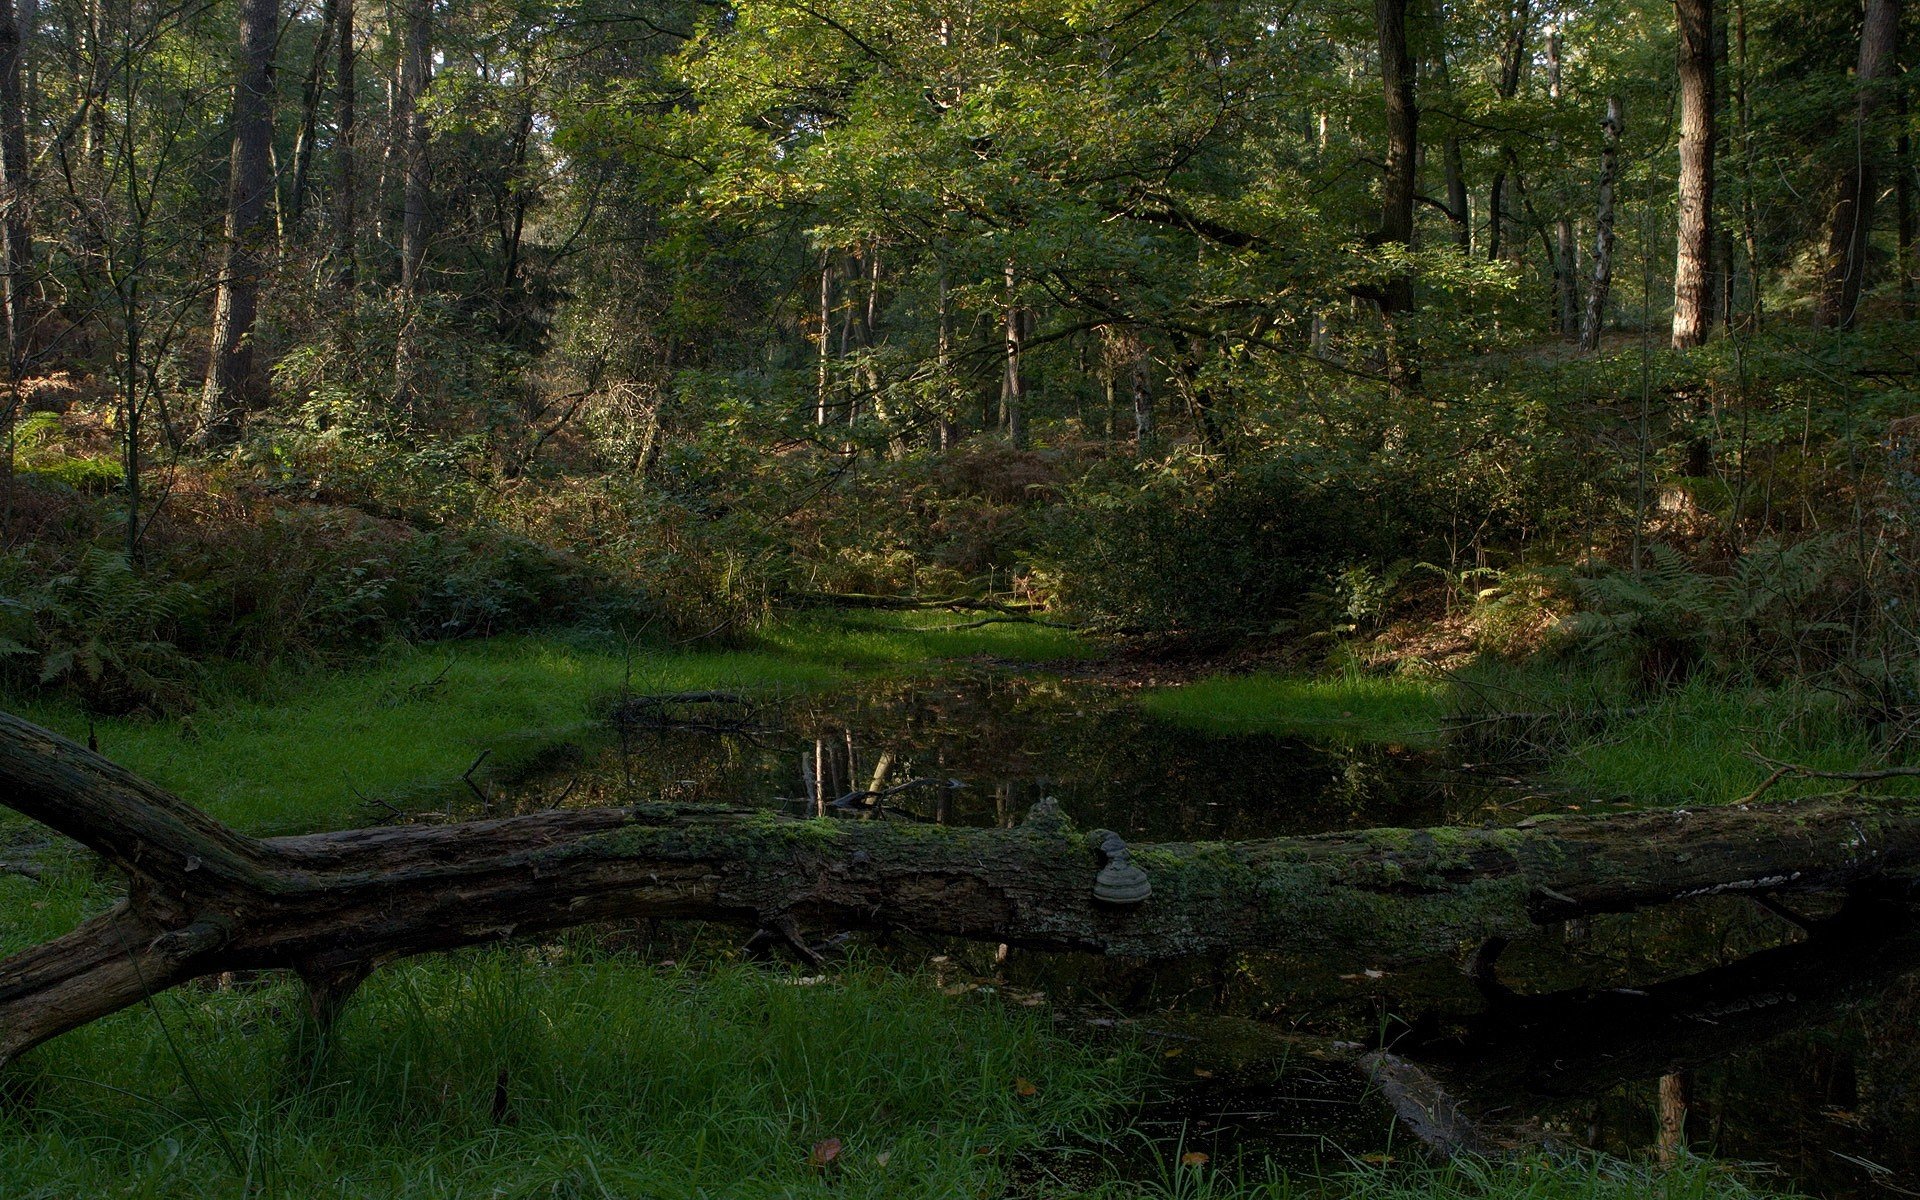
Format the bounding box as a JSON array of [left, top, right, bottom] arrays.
[[1, 0, 1919, 1195]]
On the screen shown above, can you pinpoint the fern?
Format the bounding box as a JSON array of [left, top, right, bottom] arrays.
[[0, 548, 203, 713]]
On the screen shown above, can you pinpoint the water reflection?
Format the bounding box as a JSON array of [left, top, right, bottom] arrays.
[[522, 671, 1529, 840], [453, 670, 1916, 1198]]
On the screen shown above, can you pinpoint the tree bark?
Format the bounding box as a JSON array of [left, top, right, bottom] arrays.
[[1371, 0, 1417, 314], [1000, 261, 1026, 447], [1547, 27, 1577, 340], [288, 0, 341, 229], [1484, 1, 1530, 266], [6, 711, 1920, 1070], [196, 0, 278, 449], [1671, 0, 1716, 348], [391, 0, 430, 413], [1581, 98, 1623, 351], [1815, 0, 1900, 330], [0, 0, 32, 375], [1425, 12, 1470, 254], [331, 0, 356, 287]]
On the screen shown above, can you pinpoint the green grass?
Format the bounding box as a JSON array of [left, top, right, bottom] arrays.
[[11, 635, 839, 836], [753, 608, 1098, 668], [0, 945, 1139, 1199], [1138, 672, 1448, 746], [2, 611, 1092, 837], [1548, 679, 1920, 808], [0, 625, 1822, 1197]]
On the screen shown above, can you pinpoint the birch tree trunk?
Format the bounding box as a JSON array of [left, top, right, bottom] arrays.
[[1581, 98, 1623, 351], [1671, 0, 1716, 348], [1001, 261, 1026, 448]]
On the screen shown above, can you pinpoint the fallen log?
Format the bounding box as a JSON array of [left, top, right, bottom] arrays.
[[3, 710, 1920, 1069]]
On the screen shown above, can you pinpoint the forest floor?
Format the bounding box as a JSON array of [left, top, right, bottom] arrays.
[[0, 613, 1818, 1198]]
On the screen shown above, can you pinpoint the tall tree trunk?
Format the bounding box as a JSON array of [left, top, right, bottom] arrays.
[[331, 0, 355, 287], [1485, 1, 1531, 265], [0, 0, 33, 375], [1131, 338, 1152, 449], [0, 0, 19, 537], [1671, 0, 1716, 348], [391, 0, 430, 414], [1001, 261, 1026, 448], [196, 0, 278, 449], [1581, 98, 1624, 351], [935, 262, 956, 449], [1815, 0, 1900, 330], [1899, 90, 1914, 320], [1548, 27, 1578, 339], [1424, 5, 1470, 252], [1735, 0, 1760, 328], [1372, 0, 1417, 314], [815, 251, 831, 426], [288, 0, 341, 229]]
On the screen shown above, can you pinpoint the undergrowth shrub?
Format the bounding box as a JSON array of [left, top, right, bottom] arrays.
[[0, 482, 625, 713], [0, 548, 204, 713], [1043, 455, 1386, 638], [1559, 537, 1858, 687]]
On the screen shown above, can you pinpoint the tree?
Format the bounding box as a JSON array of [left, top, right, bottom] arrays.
[[197, 0, 279, 449], [1372, 0, 1419, 315], [1671, 0, 1715, 348], [1581, 97, 1624, 350], [1815, 0, 1900, 330], [392, 0, 432, 412], [332, 0, 356, 286]]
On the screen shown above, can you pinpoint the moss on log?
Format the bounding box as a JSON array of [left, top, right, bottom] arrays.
[[2, 710, 1918, 1068]]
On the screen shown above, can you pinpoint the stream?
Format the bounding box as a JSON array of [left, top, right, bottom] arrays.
[[435, 669, 1918, 1199]]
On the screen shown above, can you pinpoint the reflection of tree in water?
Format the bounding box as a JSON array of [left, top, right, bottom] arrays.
[[491, 670, 1516, 839], [469, 678, 1920, 1195], [744, 672, 1518, 839]]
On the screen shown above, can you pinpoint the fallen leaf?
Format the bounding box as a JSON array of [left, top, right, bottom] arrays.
[[1361, 1152, 1395, 1164], [1192, 1068, 1214, 1079], [809, 1138, 843, 1168], [1181, 1152, 1210, 1168], [874, 1151, 892, 1167], [1163, 1047, 1184, 1058], [1014, 1077, 1039, 1097]]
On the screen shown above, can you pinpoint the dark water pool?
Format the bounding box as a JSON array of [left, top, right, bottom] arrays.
[[432, 670, 1920, 1198]]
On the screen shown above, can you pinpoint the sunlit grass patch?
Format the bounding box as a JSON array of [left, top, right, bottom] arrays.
[[11, 635, 838, 835], [756, 608, 1097, 667], [1548, 680, 1920, 808], [1138, 672, 1447, 746], [0, 951, 1141, 1200]]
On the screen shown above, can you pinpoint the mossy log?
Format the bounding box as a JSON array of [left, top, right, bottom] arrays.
[[3, 710, 1920, 1068]]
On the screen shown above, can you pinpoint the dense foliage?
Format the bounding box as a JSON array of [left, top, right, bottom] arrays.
[[0, 0, 1911, 749]]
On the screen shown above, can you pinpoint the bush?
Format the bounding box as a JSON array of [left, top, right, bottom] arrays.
[[0, 548, 203, 713], [1043, 454, 1384, 638]]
